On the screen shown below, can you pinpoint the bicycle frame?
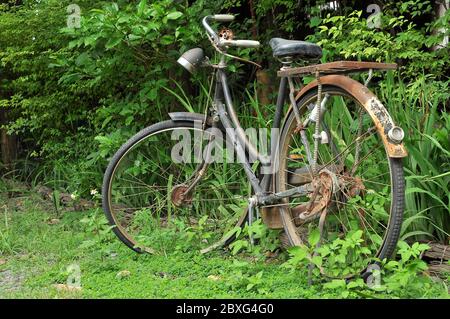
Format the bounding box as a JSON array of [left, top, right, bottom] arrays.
[[173, 14, 407, 208], [209, 61, 310, 206]]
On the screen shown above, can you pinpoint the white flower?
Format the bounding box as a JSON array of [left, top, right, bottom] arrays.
[[90, 189, 98, 196]]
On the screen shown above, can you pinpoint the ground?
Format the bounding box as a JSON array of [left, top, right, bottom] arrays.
[[0, 180, 448, 299]]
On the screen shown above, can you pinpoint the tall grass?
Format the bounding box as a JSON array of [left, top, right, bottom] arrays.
[[163, 73, 450, 243], [378, 72, 450, 243]]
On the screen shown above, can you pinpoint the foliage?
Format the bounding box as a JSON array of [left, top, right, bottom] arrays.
[[283, 231, 448, 298], [229, 219, 281, 259], [1, 184, 447, 298], [282, 229, 373, 279], [78, 209, 115, 253], [0, 0, 104, 155], [308, 1, 450, 79], [223, 261, 271, 295]]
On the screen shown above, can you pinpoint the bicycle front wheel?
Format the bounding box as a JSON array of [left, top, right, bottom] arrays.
[[102, 120, 250, 254], [276, 86, 405, 279]]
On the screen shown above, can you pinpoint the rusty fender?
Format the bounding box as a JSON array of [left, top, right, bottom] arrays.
[[287, 75, 407, 158]]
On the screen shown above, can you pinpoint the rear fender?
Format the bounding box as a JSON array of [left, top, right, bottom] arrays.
[[284, 75, 407, 158]]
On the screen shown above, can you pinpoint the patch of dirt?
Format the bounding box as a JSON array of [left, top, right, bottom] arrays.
[[0, 178, 96, 214], [0, 269, 25, 296]]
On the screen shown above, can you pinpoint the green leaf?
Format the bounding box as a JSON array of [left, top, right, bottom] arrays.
[[83, 35, 99, 47], [310, 16, 321, 27], [311, 255, 322, 267], [167, 11, 183, 20], [308, 229, 321, 246], [406, 187, 447, 208], [347, 279, 364, 289], [288, 246, 308, 262], [230, 240, 248, 255], [324, 279, 346, 289], [417, 243, 430, 251], [160, 35, 174, 45], [105, 37, 122, 49], [422, 133, 450, 156], [138, 0, 147, 16], [351, 229, 363, 241]]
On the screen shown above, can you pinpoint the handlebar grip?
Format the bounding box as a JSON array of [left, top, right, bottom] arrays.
[[213, 14, 235, 22], [220, 40, 261, 48], [234, 40, 260, 48]]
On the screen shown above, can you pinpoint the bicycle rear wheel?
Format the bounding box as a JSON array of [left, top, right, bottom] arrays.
[[276, 86, 404, 278], [102, 120, 249, 254]]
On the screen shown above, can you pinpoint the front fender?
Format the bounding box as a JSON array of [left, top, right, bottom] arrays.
[[285, 75, 407, 158], [169, 112, 209, 124]]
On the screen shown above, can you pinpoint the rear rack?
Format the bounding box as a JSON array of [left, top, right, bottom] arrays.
[[277, 61, 397, 77]]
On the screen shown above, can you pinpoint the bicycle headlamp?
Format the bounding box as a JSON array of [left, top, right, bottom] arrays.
[[177, 48, 205, 74], [387, 126, 405, 144]]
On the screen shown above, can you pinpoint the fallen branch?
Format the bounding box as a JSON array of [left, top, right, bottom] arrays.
[[422, 242, 450, 261], [420, 241, 450, 277]]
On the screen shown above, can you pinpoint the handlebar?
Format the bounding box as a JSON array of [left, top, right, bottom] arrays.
[[219, 40, 261, 48], [212, 14, 235, 22], [202, 15, 260, 49]]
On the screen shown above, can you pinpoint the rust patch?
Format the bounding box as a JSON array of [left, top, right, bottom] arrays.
[[367, 97, 393, 135], [261, 206, 284, 229], [364, 97, 408, 158], [277, 61, 397, 77]]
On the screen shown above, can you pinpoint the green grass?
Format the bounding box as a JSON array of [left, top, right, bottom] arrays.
[[0, 179, 448, 299], [0, 193, 313, 298]]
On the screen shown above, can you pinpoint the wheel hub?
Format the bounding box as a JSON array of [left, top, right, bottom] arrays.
[[338, 173, 365, 197], [171, 184, 193, 207]]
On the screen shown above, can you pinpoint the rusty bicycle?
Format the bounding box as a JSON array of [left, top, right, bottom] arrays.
[[102, 14, 407, 279]]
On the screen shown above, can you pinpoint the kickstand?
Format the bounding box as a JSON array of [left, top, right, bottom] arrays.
[[247, 198, 259, 246]]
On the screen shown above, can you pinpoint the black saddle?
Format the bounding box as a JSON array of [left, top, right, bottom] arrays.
[[269, 37, 322, 59]]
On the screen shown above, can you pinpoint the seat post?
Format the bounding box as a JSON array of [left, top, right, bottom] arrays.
[[281, 55, 302, 128]]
